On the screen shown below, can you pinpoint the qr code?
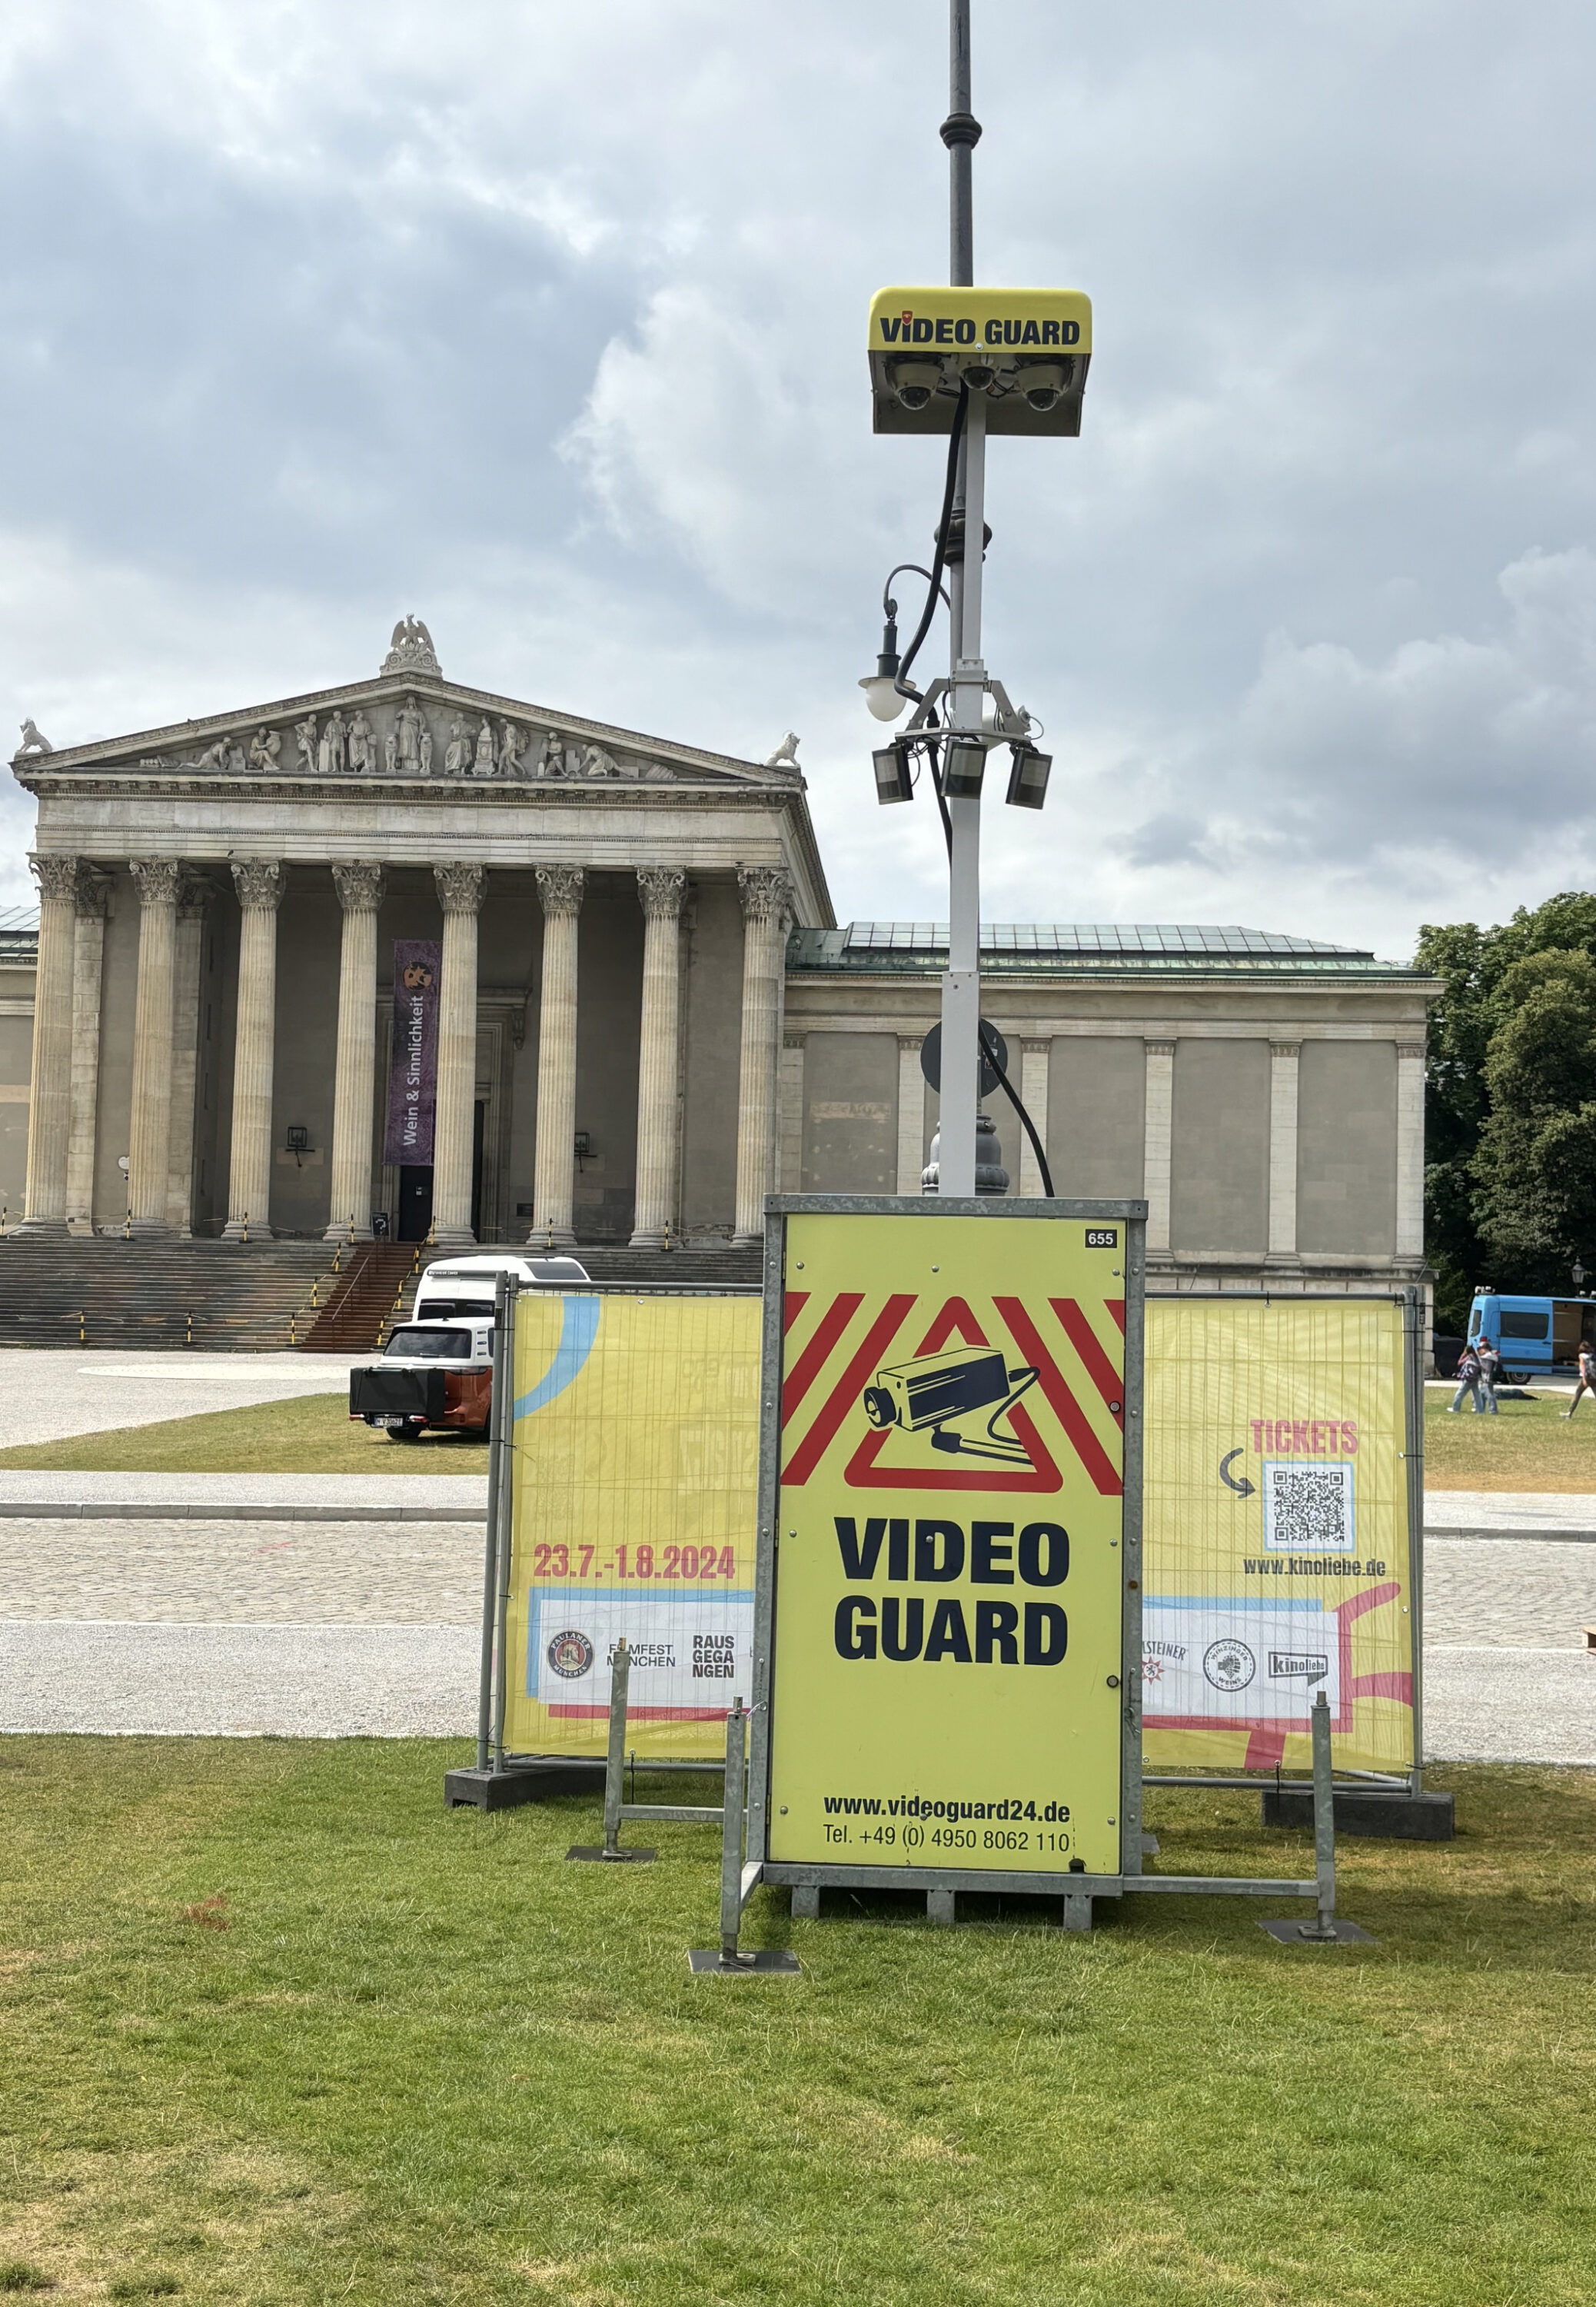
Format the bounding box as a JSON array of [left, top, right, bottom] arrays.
[[1262, 1460, 1355, 1554]]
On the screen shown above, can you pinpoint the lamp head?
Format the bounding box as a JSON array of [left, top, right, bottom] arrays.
[[942, 737, 986, 800]]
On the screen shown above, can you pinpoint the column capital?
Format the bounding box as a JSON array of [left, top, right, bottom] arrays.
[[231, 858, 287, 912], [434, 861, 487, 917], [737, 864, 793, 926], [75, 872, 110, 920], [1397, 1041, 1426, 1062], [784, 1034, 806, 1051], [1270, 1040, 1302, 1060], [636, 865, 687, 920], [130, 858, 184, 909], [897, 1033, 923, 1054], [177, 869, 216, 919], [29, 854, 80, 906], [1144, 1038, 1175, 1058], [332, 861, 387, 914], [1021, 1036, 1051, 1054], [535, 864, 585, 919]]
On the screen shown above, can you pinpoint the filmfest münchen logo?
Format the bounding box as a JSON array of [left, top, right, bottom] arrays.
[[546, 1630, 595, 1680]]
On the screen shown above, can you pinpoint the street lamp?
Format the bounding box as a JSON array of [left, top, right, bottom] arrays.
[[1574, 1258, 1586, 1293], [860, 0, 1091, 1194]]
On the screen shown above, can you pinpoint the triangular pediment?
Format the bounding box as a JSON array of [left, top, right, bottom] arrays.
[[10, 664, 802, 797]]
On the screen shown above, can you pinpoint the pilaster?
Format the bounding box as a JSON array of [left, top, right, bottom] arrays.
[[1143, 1039, 1175, 1257], [65, 874, 108, 1234], [896, 1036, 924, 1196], [1395, 1040, 1426, 1266], [1267, 1040, 1301, 1266], [1019, 1037, 1050, 1197]]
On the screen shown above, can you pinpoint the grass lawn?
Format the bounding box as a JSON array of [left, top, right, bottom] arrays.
[[0, 1392, 487, 1476], [1424, 1389, 1596, 1491], [1, 1742, 1593, 2305]]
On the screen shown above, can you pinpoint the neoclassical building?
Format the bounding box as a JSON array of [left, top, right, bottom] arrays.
[[3, 624, 1438, 1290]]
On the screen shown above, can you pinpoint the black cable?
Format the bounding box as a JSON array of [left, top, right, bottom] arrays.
[[896, 382, 969, 695], [979, 1022, 1056, 1198], [924, 704, 953, 862]]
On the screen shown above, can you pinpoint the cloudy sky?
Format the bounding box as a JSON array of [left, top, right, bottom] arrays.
[[2, 0, 1593, 960]]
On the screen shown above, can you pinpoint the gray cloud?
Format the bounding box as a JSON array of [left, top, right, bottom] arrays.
[[2, 0, 1594, 960]]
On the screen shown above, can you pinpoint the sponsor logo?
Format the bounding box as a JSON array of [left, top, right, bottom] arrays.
[[1203, 1637, 1256, 1692], [1268, 1650, 1329, 1682], [545, 1629, 594, 1680]]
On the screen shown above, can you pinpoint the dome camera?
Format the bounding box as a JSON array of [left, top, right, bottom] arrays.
[[961, 357, 999, 391], [1018, 358, 1072, 414], [889, 356, 944, 413]]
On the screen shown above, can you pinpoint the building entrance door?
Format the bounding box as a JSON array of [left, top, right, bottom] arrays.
[[398, 1167, 434, 1240]]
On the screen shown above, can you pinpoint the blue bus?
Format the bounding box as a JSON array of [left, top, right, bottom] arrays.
[[1466, 1290, 1596, 1380]]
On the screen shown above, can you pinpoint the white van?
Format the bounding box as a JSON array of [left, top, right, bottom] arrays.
[[410, 1252, 590, 1326]]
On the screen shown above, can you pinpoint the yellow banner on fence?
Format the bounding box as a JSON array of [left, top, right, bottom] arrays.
[[1141, 1298, 1415, 1776], [502, 1293, 761, 1761]]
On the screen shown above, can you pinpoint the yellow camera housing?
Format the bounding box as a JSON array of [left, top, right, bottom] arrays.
[[868, 286, 1092, 436]]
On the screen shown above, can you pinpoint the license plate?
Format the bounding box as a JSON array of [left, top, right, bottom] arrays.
[[372, 1415, 410, 1428]]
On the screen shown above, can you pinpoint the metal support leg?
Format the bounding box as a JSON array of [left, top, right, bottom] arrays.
[[926, 1888, 956, 1926], [1298, 1689, 1341, 1939], [688, 1700, 800, 1976], [718, 1696, 748, 1959], [567, 1641, 653, 1863], [1261, 1689, 1375, 1945], [791, 1886, 820, 1920], [1062, 1893, 1093, 1933]]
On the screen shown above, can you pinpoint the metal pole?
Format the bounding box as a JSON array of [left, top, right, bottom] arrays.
[[1402, 1286, 1426, 1795], [490, 1275, 520, 1769], [719, 1696, 748, 1962], [602, 1640, 630, 1857], [936, 0, 986, 1198], [1299, 1688, 1339, 1940], [475, 1270, 511, 1770]]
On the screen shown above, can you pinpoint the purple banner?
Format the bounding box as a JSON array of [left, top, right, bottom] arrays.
[[384, 940, 441, 1166]]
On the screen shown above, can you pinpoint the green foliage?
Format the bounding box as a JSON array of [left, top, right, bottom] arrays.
[[1416, 894, 1596, 1310], [0, 2269, 55, 2295]]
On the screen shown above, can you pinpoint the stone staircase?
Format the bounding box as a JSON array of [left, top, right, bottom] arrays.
[[0, 1233, 764, 1355], [0, 1237, 347, 1353]]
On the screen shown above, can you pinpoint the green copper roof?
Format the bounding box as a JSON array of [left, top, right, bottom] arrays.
[[789, 924, 1423, 979]]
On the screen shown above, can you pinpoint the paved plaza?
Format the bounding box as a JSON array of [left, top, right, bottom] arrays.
[[0, 1497, 1589, 1756]]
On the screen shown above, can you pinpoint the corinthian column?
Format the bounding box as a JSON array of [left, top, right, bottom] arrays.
[[65, 874, 109, 1233], [18, 854, 81, 1232], [630, 866, 686, 1247], [732, 865, 793, 1246], [325, 863, 387, 1241], [221, 861, 286, 1240], [128, 859, 184, 1235], [528, 865, 585, 1247], [431, 862, 486, 1247]]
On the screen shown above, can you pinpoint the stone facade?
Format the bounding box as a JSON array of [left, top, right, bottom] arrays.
[[2, 638, 1441, 1284]]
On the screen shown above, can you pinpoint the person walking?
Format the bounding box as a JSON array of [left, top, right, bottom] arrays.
[[1449, 1340, 1483, 1413], [1562, 1337, 1596, 1416], [1475, 1335, 1501, 1415]]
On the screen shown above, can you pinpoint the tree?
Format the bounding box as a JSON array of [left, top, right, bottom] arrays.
[[1415, 894, 1596, 1326]]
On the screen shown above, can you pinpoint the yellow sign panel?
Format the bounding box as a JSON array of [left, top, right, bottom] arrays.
[[867, 285, 1093, 437], [1141, 1299, 1415, 1776], [766, 1212, 1131, 1877], [503, 1293, 761, 1761]]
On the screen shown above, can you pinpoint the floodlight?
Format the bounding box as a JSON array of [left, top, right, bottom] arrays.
[[942, 737, 986, 798], [1005, 741, 1052, 811], [873, 739, 915, 804]]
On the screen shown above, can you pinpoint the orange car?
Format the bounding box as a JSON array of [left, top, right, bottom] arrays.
[[349, 1319, 494, 1443]]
